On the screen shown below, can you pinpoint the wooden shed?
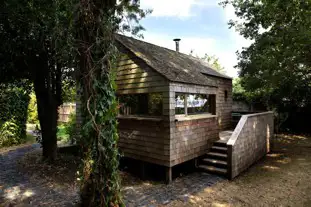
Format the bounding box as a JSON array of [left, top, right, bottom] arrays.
[[114, 34, 232, 182]]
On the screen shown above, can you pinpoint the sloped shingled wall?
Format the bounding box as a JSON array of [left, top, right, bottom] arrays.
[[227, 112, 274, 179]]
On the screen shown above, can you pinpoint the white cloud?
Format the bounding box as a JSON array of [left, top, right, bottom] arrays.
[[135, 1, 253, 78], [140, 0, 217, 18]]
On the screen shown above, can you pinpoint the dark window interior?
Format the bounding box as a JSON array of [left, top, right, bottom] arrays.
[[118, 93, 163, 116]]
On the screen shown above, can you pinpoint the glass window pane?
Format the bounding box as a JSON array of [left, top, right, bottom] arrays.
[[187, 94, 209, 114], [118, 93, 163, 116], [175, 93, 185, 114]]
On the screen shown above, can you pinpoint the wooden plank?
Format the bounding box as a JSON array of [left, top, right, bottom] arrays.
[[116, 76, 164, 85], [117, 68, 144, 75], [119, 143, 169, 156], [117, 86, 168, 94], [119, 138, 170, 149], [117, 81, 167, 90], [121, 151, 170, 166], [120, 148, 169, 161], [116, 72, 155, 80]]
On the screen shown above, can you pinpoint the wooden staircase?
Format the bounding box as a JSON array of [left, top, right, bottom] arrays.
[[198, 140, 228, 176]]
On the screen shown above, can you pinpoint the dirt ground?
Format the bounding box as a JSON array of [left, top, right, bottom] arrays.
[[1, 134, 311, 206], [168, 134, 311, 207]]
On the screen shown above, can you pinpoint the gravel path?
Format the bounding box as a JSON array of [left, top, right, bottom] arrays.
[[0, 144, 224, 207], [0, 144, 79, 207]]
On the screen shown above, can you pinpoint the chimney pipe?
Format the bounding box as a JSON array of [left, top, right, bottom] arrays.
[[173, 38, 181, 52]]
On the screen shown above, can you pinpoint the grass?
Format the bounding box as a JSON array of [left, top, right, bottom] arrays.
[[24, 133, 36, 144], [57, 124, 70, 143]]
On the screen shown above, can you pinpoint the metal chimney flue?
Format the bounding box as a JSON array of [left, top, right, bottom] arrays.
[[173, 38, 181, 52]]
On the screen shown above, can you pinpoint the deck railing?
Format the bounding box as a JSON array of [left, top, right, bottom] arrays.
[[227, 111, 274, 179]]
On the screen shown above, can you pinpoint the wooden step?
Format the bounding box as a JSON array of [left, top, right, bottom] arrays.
[[206, 152, 227, 160], [198, 165, 227, 175], [213, 140, 227, 147], [202, 158, 227, 167], [211, 146, 227, 153]]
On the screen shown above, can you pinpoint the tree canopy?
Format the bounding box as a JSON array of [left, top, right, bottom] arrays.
[[190, 51, 226, 74], [222, 0, 311, 111]]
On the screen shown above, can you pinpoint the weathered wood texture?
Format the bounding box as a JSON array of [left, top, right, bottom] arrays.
[[58, 103, 75, 123], [116, 53, 171, 166], [116, 54, 169, 94], [170, 117, 219, 166], [167, 83, 220, 166], [211, 77, 232, 130], [118, 118, 170, 166]]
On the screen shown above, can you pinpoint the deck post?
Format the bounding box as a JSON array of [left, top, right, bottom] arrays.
[[165, 167, 172, 184]]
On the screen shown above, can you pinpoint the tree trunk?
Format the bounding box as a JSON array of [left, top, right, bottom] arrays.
[[32, 55, 59, 161]]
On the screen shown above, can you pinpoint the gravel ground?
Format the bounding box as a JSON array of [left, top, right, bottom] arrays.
[[1, 134, 311, 207]]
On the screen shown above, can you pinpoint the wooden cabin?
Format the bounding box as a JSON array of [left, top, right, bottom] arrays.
[[114, 34, 232, 182]]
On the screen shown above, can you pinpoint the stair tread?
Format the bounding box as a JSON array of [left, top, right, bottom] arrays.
[[207, 152, 227, 158], [215, 139, 228, 144], [198, 165, 227, 174], [203, 158, 227, 165], [211, 146, 227, 151]]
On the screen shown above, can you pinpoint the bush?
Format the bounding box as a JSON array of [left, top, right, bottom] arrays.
[[64, 112, 76, 144], [0, 83, 30, 147], [27, 93, 39, 124], [0, 119, 20, 147]]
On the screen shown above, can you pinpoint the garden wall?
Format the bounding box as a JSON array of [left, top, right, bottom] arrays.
[[227, 111, 274, 179]]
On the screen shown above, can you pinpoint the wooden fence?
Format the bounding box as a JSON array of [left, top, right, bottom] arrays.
[[58, 103, 76, 123]]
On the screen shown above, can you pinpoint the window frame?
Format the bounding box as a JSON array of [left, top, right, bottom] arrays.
[[175, 93, 216, 116]]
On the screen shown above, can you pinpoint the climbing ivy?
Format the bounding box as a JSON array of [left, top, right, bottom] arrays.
[[72, 1, 149, 206]]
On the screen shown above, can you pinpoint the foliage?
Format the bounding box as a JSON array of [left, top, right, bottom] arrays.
[[221, 0, 311, 112], [201, 54, 226, 75], [27, 93, 39, 124], [0, 83, 31, 147], [0, 119, 19, 147], [64, 112, 76, 144], [1, 0, 68, 160], [71, 0, 150, 206], [190, 51, 226, 74], [62, 81, 76, 103]]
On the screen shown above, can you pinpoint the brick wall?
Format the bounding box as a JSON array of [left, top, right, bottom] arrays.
[[227, 112, 274, 179]]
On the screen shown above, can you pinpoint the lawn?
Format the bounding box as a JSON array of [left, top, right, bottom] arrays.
[[57, 124, 69, 142]]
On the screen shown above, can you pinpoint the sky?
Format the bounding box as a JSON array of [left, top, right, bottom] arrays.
[[130, 0, 252, 78]]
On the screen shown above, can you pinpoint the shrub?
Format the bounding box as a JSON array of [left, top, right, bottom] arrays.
[[0, 119, 19, 147], [64, 112, 76, 144], [0, 83, 30, 147], [27, 93, 39, 124]]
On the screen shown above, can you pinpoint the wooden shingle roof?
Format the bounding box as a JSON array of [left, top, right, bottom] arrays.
[[115, 34, 231, 87]]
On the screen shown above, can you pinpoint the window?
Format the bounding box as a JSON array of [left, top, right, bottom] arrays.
[[187, 94, 209, 114], [175, 93, 185, 115], [175, 93, 215, 115], [118, 93, 163, 116]]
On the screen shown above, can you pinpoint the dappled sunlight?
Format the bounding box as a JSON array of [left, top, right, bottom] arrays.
[[211, 201, 230, 207], [275, 157, 291, 164], [262, 165, 280, 171], [204, 188, 214, 193], [4, 186, 35, 201], [189, 194, 203, 204], [277, 134, 309, 142], [267, 153, 284, 158]]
